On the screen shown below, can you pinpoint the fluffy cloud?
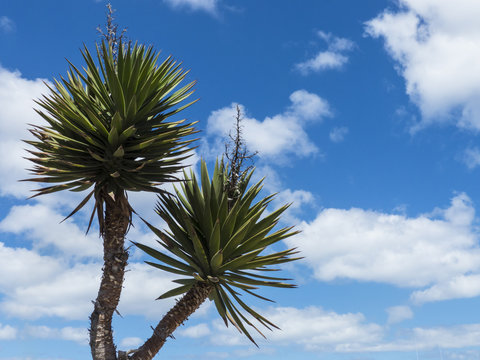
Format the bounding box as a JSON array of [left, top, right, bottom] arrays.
[[210, 306, 383, 351], [386, 306, 413, 324], [24, 325, 87, 344], [270, 188, 315, 224], [244, 164, 315, 225], [411, 274, 480, 304], [178, 323, 211, 338], [206, 90, 330, 160], [163, 0, 218, 14], [205, 304, 480, 353], [0, 245, 178, 320], [329, 126, 349, 143], [0, 324, 17, 340], [367, 324, 480, 352], [119, 336, 142, 348], [462, 147, 480, 169], [0, 237, 207, 322], [116, 262, 178, 319], [408, 324, 480, 350], [263, 307, 382, 352], [0, 16, 14, 33], [0, 242, 64, 293], [295, 31, 355, 75], [0, 204, 102, 259], [0, 66, 49, 198], [365, 0, 480, 131], [288, 193, 480, 303], [0, 262, 101, 320]]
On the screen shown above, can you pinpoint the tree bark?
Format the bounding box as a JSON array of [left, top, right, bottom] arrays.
[[90, 197, 130, 360], [129, 281, 212, 360]]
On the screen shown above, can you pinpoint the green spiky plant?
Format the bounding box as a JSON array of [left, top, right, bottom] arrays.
[[132, 160, 300, 360], [24, 39, 197, 360]]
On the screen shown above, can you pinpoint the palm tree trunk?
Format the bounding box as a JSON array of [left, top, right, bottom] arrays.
[[90, 198, 130, 360], [129, 281, 212, 360]]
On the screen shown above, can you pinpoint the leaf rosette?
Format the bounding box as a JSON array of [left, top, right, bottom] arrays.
[[135, 160, 301, 344], [24, 41, 197, 231]]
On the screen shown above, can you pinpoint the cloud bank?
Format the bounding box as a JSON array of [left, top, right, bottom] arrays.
[[206, 90, 330, 161], [163, 0, 219, 14], [296, 31, 355, 74], [289, 193, 480, 304], [366, 0, 480, 131]]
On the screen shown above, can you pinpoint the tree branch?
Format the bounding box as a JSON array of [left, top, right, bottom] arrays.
[[96, 3, 128, 62], [224, 104, 257, 208]]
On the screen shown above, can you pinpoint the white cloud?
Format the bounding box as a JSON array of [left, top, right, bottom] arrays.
[[59, 326, 88, 344], [247, 165, 315, 225], [203, 348, 276, 359], [462, 147, 480, 169], [0, 262, 101, 320], [0, 204, 102, 259], [271, 189, 315, 224], [411, 274, 480, 304], [264, 306, 382, 351], [297, 52, 348, 74], [0, 242, 64, 292], [448, 350, 480, 360], [25, 325, 87, 344], [367, 324, 480, 352], [0, 324, 17, 340], [208, 304, 480, 353], [0, 201, 201, 321], [0, 249, 178, 320], [329, 126, 349, 143], [0, 16, 14, 32], [365, 1, 480, 131], [386, 306, 413, 324], [206, 90, 330, 161], [411, 325, 480, 350], [179, 323, 211, 338], [288, 193, 480, 302], [211, 306, 383, 351], [116, 262, 178, 319], [163, 0, 218, 14], [295, 31, 354, 75], [288, 89, 330, 120], [0, 66, 50, 198], [120, 336, 142, 348]]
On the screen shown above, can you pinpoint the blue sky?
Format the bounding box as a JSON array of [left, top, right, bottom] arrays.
[[1, 0, 480, 359]]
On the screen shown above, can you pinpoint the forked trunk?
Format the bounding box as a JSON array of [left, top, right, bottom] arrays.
[[128, 282, 212, 360], [90, 198, 130, 360]]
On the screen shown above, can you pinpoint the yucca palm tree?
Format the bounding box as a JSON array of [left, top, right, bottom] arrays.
[[132, 160, 300, 360], [24, 41, 197, 360]]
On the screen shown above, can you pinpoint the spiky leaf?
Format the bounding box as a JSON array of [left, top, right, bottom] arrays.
[[24, 41, 198, 233], [136, 159, 300, 344]]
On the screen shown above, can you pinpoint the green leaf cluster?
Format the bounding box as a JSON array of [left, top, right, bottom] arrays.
[[135, 159, 301, 344], [24, 41, 197, 229]]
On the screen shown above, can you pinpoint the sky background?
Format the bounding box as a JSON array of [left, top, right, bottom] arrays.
[[1, 0, 480, 359]]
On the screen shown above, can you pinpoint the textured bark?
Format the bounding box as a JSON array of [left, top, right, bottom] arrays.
[[90, 197, 130, 360], [129, 282, 212, 360]]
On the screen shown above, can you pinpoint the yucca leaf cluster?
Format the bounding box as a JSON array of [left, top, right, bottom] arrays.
[[135, 160, 300, 344], [24, 41, 197, 229]]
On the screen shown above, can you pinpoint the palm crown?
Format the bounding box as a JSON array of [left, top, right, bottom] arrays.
[[135, 160, 301, 344], [24, 41, 197, 231]]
